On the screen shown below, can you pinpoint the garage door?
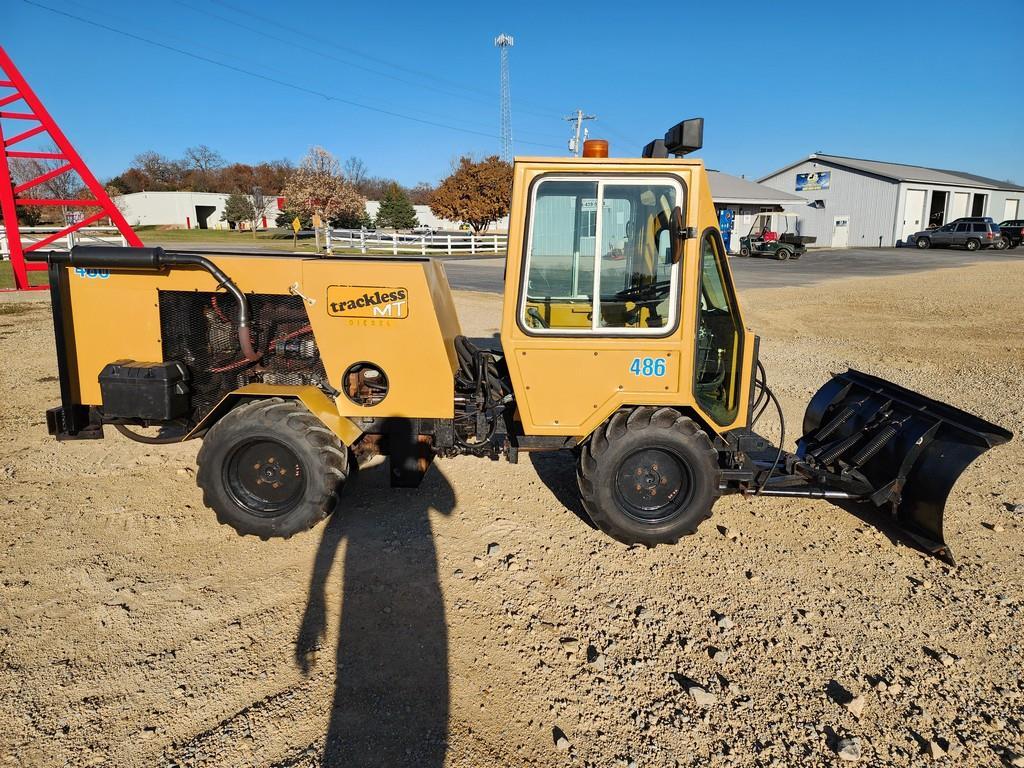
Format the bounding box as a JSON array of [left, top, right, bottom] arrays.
[[901, 189, 926, 241], [950, 192, 969, 220], [1005, 199, 1020, 220]]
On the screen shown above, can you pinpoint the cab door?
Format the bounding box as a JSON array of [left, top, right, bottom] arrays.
[[501, 168, 693, 437]]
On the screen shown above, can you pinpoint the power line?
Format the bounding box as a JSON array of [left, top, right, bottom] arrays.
[[595, 120, 644, 152], [168, 0, 562, 136], [207, 0, 565, 122], [19, 0, 565, 150]]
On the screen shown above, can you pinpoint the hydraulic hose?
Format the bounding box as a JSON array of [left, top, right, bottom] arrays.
[[33, 246, 260, 362], [114, 424, 187, 444], [755, 382, 786, 496]]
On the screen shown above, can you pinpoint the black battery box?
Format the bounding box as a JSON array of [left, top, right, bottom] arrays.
[[98, 360, 190, 421]]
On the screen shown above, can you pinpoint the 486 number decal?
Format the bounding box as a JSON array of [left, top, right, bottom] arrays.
[[629, 357, 667, 377]]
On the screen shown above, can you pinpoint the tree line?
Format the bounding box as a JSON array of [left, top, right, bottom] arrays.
[[3, 143, 514, 234], [275, 147, 512, 234], [107, 145, 437, 206]]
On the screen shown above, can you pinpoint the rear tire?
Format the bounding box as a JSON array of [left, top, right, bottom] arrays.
[[775, 248, 791, 261], [196, 398, 348, 539], [577, 407, 721, 546], [965, 238, 980, 251], [916, 237, 930, 249]]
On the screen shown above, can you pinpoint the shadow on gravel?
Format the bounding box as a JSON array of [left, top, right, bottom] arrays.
[[528, 451, 596, 530], [294, 463, 455, 767], [748, 438, 940, 561], [829, 499, 940, 560], [825, 679, 855, 706]]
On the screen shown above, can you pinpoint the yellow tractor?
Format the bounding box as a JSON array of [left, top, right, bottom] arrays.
[[28, 119, 1010, 563]]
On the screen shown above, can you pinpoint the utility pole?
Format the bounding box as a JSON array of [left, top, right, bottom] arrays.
[[565, 109, 596, 157], [494, 34, 514, 162]]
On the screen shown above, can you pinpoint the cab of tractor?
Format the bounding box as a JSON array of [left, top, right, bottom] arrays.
[[738, 212, 814, 260]]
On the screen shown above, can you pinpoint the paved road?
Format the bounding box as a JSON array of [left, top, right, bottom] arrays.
[[441, 247, 1022, 294], [727, 246, 1020, 289], [144, 242, 1022, 295]]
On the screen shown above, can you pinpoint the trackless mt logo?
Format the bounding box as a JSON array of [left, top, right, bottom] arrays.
[[327, 285, 409, 319]]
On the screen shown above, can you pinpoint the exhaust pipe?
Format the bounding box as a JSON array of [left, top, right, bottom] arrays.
[[29, 246, 260, 362], [798, 369, 1012, 562]]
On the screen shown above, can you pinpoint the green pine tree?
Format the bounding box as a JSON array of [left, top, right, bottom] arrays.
[[374, 183, 418, 229], [221, 192, 255, 231]]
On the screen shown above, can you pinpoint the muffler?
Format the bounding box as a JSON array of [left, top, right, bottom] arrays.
[[797, 369, 1012, 562]]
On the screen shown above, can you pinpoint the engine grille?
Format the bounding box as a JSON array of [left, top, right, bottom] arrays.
[[159, 291, 328, 426]]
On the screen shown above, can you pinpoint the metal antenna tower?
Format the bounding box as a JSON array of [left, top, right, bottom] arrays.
[[565, 108, 596, 157], [494, 33, 514, 162]]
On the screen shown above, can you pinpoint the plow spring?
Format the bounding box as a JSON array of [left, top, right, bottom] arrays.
[[755, 369, 1012, 563]]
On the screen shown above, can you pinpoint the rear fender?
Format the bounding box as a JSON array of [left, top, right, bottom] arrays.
[[185, 384, 363, 445]]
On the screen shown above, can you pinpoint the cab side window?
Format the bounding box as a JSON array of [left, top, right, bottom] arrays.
[[522, 177, 683, 334], [523, 180, 597, 332], [694, 230, 742, 424]]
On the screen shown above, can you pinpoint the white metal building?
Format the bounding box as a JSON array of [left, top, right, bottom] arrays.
[[114, 192, 474, 231], [363, 201, 483, 231], [115, 191, 284, 230], [759, 154, 1024, 248]]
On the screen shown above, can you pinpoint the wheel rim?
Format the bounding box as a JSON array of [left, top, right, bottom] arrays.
[[614, 447, 693, 523], [967, 240, 978, 250], [918, 239, 928, 248], [224, 438, 307, 517]]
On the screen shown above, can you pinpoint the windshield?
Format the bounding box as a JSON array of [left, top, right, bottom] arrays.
[[522, 176, 683, 334]]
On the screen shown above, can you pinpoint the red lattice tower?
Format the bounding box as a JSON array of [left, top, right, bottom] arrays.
[[0, 45, 141, 291]]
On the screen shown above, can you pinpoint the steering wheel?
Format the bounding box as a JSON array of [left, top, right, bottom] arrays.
[[612, 280, 672, 328], [613, 279, 671, 304]]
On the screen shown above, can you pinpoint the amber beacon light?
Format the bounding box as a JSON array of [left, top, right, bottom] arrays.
[[582, 139, 609, 158]]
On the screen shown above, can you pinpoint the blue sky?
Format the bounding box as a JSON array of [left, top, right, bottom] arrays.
[[5, 0, 1023, 186]]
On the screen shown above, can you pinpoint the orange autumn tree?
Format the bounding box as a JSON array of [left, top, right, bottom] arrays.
[[430, 155, 512, 233]]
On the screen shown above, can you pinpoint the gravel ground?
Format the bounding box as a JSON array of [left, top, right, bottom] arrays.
[[0, 262, 1022, 768]]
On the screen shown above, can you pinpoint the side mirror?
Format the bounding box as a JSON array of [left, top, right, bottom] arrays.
[[670, 205, 686, 263]]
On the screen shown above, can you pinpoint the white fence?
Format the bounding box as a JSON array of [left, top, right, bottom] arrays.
[[329, 228, 507, 256], [0, 226, 130, 260]]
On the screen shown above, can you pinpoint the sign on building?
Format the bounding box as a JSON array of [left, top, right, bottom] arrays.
[[796, 171, 830, 191]]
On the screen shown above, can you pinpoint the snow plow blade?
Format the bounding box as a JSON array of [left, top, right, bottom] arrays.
[[797, 369, 1012, 562]]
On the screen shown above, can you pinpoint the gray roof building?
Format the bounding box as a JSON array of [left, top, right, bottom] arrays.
[[705, 171, 805, 253], [762, 154, 1024, 193], [758, 153, 1024, 248], [708, 170, 805, 206]]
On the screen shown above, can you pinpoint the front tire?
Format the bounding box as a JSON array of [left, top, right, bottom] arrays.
[[738, 246, 750, 257], [965, 238, 980, 251], [916, 237, 930, 249], [196, 398, 349, 539], [577, 407, 721, 546]]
